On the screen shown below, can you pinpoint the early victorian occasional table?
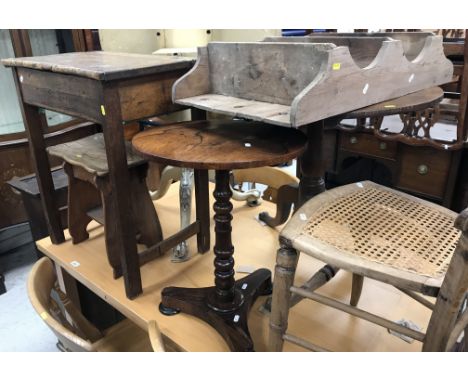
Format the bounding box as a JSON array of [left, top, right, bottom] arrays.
[[1, 52, 198, 299], [132, 120, 307, 351]]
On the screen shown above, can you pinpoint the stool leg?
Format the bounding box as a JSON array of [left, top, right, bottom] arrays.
[[350, 274, 364, 307], [269, 244, 299, 351], [130, 166, 163, 248], [96, 178, 124, 279], [172, 168, 193, 262], [64, 164, 101, 244]]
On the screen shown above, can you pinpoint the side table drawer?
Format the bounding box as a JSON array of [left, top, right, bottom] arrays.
[[397, 146, 452, 199], [339, 132, 397, 160]]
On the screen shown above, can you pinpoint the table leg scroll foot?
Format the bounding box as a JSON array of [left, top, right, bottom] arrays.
[[259, 183, 298, 227]]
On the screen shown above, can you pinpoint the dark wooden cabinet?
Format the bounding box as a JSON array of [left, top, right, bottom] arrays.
[[328, 130, 461, 208]]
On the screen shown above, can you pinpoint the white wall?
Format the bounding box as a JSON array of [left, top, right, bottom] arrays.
[[99, 29, 283, 53]]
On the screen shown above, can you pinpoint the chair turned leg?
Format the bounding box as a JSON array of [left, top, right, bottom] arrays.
[[350, 274, 364, 307], [269, 243, 299, 352], [130, 166, 163, 248], [64, 164, 101, 244]]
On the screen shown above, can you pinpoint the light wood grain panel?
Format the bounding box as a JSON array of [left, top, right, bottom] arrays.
[[37, 182, 433, 351]]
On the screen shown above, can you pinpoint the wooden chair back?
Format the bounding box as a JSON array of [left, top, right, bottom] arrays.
[[424, 207, 468, 351], [27, 257, 95, 352]]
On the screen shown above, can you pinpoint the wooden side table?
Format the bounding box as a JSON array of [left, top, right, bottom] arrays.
[[1, 51, 198, 299], [132, 120, 307, 351]]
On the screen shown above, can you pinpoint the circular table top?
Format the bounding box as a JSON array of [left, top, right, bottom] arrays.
[[343, 86, 444, 119], [132, 120, 307, 170]]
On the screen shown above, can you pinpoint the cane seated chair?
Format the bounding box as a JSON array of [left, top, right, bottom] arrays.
[[269, 181, 468, 351], [27, 257, 163, 352]]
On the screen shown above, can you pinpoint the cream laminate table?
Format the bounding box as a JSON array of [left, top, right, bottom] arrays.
[[36, 182, 432, 352]]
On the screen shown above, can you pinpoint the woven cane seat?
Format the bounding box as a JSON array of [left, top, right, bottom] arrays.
[[281, 181, 460, 295]]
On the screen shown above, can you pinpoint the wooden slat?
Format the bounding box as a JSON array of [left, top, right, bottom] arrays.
[[396, 288, 435, 310], [87, 206, 104, 225], [290, 286, 426, 342], [283, 333, 330, 352], [118, 71, 187, 122], [139, 222, 200, 265], [177, 94, 291, 127]]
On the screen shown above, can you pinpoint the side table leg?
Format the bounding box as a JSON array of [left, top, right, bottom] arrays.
[[161, 170, 271, 351]]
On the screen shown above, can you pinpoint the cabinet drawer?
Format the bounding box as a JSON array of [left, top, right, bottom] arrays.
[[397, 146, 452, 199], [339, 132, 397, 160]]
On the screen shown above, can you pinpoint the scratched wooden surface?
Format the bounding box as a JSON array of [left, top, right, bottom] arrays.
[[2, 51, 194, 81], [173, 37, 453, 127]]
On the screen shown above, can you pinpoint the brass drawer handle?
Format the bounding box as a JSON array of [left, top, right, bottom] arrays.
[[379, 142, 387, 150], [417, 164, 429, 175], [350, 136, 358, 144]]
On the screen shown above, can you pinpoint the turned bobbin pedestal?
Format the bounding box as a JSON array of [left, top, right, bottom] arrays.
[[132, 120, 306, 351]]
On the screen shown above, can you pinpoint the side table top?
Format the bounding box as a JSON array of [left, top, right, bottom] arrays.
[[344, 86, 444, 119], [132, 120, 307, 170], [1, 51, 195, 81]]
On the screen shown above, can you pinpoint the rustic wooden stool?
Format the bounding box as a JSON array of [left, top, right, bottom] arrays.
[[48, 133, 163, 279], [132, 120, 307, 351]]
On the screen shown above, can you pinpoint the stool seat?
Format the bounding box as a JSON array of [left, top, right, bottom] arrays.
[[132, 120, 306, 170], [48, 133, 146, 177], [281, 181, 460, 294]]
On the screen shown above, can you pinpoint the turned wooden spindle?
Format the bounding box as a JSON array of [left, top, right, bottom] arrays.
[[211, 170, 236, 307]]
